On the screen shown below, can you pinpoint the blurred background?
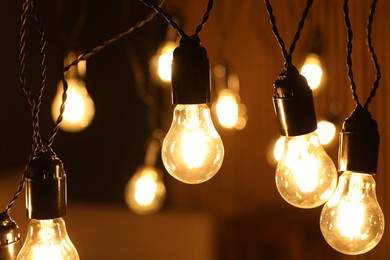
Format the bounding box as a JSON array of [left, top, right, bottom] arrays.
[[0, 0, 389, 259]]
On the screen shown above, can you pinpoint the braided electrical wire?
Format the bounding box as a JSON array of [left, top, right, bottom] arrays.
[[343, 0, 381, 109], [139, 0, 213, 38], [264, 0, 314, 68]]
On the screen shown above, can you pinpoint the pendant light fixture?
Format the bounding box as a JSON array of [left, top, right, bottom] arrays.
[[320, 0, 384, 254], [0, 211, 21, 260], [17, 150, 79, 260], [141, 0, 224, 184], [264, 0, 337, 208]]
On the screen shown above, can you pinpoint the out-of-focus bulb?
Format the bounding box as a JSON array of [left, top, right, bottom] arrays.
[[150, 41, 176, 84], [17, 218, 79, 260], [215, 89, 239, 129], [320, 171, 384, 255], [162, 104, 224, 184], [316, 120, 336, 145], [300, 53, 323, 91], [124, 166, 166, 215], [52, 78, 95, 132], [275, 131, 337, 208]]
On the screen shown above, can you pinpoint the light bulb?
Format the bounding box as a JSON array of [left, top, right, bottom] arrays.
[[320, 171, 384, 255], [52, 78, 95, 132], [150, 41, 176, 85], [162, 104, 224, 184], [275, 131, 337, 208], [300, 53, 323, 91], [316, 120, 336, 145], [215, 89, 239, 129], [17, 218, 79, 260], [273, 136, 286, 162], [124, 166, 166, 215]]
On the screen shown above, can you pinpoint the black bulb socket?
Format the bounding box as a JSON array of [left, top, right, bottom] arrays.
[[273, 65, 317, 136], [0, 211, 21, 260], [171, 35, 210, 104], [338, 105, 380, 174], [26, 151, 67, 219]]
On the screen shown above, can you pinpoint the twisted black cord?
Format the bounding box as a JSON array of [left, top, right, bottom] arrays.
[[5, 167, 27, 212], [29, 0, 48, 151], [264, 0, 314, 68], [263, 0, 288, 61], [62, 3, 161, 73], [140, 0, 213, 37], [343, 0, 361, 107], [195, 0, 213, 35], [287, 0, 314, 65], [139, 0, 186, 37], [364, 0, 380, 109]]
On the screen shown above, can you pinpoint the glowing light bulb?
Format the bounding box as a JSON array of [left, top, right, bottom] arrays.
[[17, 218, 79, 260], [316, 120, 336, 145], [300, 53, 323, 91], [124, 166, 166, 215], [275, 131, 338, 208], [215, 89, 239, 129], [150, 41, 176, 85], [162, 104, 224, 184], [52, 78, 95, 132], [320, 171, 384, 255]]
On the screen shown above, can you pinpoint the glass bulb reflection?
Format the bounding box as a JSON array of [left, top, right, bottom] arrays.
[[124, 166, 166, 215], [320, 171, 384, 255], [17, 218, 79, 260], [162, 104, 224, 184], [52, 78, 95, 132], [275, 131, 337, 208], [300, 53, 323, 91]]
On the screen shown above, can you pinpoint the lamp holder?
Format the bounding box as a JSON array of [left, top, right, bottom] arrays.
[[273, 65, 317, 136], [171, 35, 210, 104], [0, 211, 21, 260], [26, 150, 67, 219], [338, 105, 379, 174]]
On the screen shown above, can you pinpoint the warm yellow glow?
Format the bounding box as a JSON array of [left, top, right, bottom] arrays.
[[320, 171, 385, 255], [17, 218, 79, 260], [157, 42, 175, 83], [162, 104, 224, 184], [216, 89, 239, 129], [273, 136, 285, 162], [134, 175, 158, 206], [316, 120, 336, 145], [52, 78, 95, 132], [275, 131, 337, 208], [300, 53, 323, 90], [124, 166, 166, 215]]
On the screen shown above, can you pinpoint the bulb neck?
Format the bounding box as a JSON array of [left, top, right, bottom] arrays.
[[273, 65, 317, 136], [338, 106, 380, 174], [171, 35, 210, 104], [26, 150, 67, 220]]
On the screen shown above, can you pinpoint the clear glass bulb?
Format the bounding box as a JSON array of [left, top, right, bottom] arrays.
[[215, 89, 239, 129], [17, 218, 79, 260], [320, 171, 384, 255], [275, 131, 337, 208], [162, 104, 224, 184], [52, 78, 95, 132], [300, 53, 323, 91], [124, 166, 166, 215]]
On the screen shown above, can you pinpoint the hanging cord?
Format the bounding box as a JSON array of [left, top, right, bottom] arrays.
[[139, 0, 214, 37], [264, 0, 314, 68], [364, 0, 380, 109], [343, 0, 380, 109]]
